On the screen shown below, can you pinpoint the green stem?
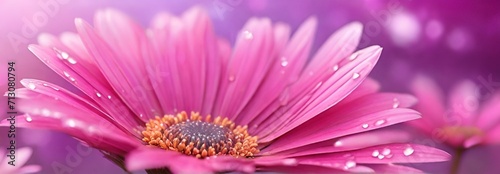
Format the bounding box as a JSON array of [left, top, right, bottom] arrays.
[[451, 148, 464, 174]]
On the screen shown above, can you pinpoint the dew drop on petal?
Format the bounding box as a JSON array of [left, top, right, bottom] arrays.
[[333, 65, 339, 71], [26, 115, 33, 122], [334, 140, 343, 147], [66, 119, 76, 128], [382, 148, 391, 155], [282, 158, 297, 166], [372, 150, 380, 157], [352, 73, 360, 79], [377, 154, 385, 159], [61, 52, 69, 59], [280, 59, 289, 67], [242, 30, 253, 39], [139, 114, 144, 118], [96, 92, 102, 98], [28, 82, 36, 90], [69, 77, 76, 82], [67, 57, 77, 64], [63, 71, 70, 77], [403, 146, 415, 156], [344, 160, 356, 169], [362, 123, 369, 129], [349, 53, 358, 61], [375, 119, 386, 126], [107, 95, 112, 99], [392, 98, 400, 108], [55, 49, 69, 60]]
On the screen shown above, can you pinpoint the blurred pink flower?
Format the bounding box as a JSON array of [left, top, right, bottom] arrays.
[[0, 147, 41, 174], [409, 75, 500, 148], [408, 75, 500, 173], [2, 7, 450, 173]]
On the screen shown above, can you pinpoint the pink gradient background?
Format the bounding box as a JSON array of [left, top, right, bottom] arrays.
[[1, 0, 499, 173]]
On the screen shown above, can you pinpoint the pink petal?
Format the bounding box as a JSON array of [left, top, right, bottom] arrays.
[[258, 45, 382, 141], [0, 147, 33, 173], [448, 80, 479, 125], [2, 88, 140, 155], [159, 20, 191, 113], [213, 17, 275, 121], [10, 147, 32, 168], [341, 77, 381, 103], [2, 113, 139, 156], [249, 21, 362, 135], [302, 22, 363, 84], [182, 8, 222, 115], [59, 32, 96, 66], [38, 32, 105, 84], [16, 79, 138, 136], [257, 163, 345, 173], [234, 21, 293, 126], [126, 148, 210, 173], [17, 165, 42, 174], [244, 17, 317, 130], [367, 164, 424, 173], [255, 156, 375, 172], [125, 147, 254, 173], [295, 144, 450, 165], [76, 11, 162, 121], [147, 13, 185, 113], [272, 130, 411, 157], [463, 136, 483, 148], [476, 92, 500, 131], [283, 21, 364, 107], [263, 106, 420, 154], [407, 74, 447, 133], [29, 42, 142, 131], [485, 125, 500, 144], [265, 92, 417, 154], [147, 7, 222, 114]]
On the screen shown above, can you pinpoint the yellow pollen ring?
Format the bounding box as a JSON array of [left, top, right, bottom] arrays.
[[141, 111, 259, 159]]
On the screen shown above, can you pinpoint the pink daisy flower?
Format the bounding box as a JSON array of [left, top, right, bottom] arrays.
[[2, 7, 450, 173], [0, 147, 41, 174], [408, 75, 500, 173]]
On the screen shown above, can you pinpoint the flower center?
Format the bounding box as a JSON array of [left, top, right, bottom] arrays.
[[441, 126, 483, 138], [141, 111, 259, 158]]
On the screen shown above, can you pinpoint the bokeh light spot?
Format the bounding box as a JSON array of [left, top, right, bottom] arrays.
[[387, 12, 421, 46], [425, 19, 444, 40]]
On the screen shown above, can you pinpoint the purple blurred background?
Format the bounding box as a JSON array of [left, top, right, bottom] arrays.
[[1, 0, 499, 173]]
